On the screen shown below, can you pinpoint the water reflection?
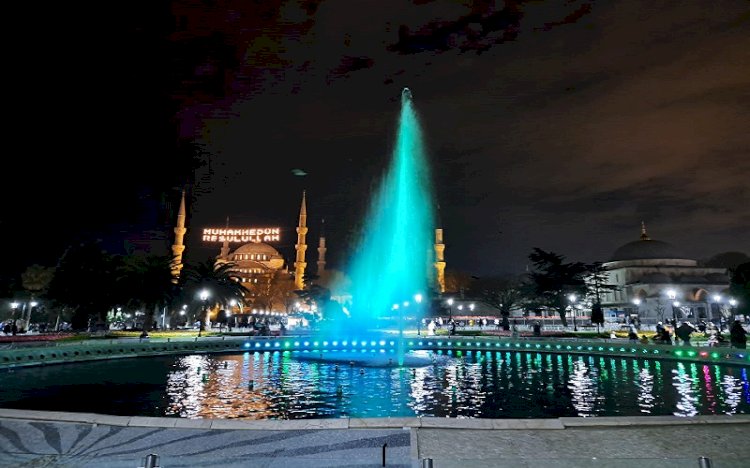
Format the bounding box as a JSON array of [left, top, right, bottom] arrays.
[[159, 351, 750, 419], [672, 363, 698, 417], [637, 365, 655, 414], [5, 350, 746, 420]]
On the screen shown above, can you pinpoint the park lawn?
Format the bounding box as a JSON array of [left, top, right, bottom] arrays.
[[106, 330, 221, 339]]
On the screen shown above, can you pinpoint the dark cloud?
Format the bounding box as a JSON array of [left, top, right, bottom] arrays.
[[3, 0, 748, 282]]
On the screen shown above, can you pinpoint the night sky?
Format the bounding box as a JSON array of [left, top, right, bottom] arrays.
[[2, 0, 749, 282]]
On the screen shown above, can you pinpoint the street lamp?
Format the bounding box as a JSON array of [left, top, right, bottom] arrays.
[[568, 294, 578, 331], [711, 295, 722, 323], [632, 298, 641, 325], [446, 298, 454, 322], [728, 298, 738, 320], [198, 289, 210, 337], [414, 293, 423, 335], [666, 290, 679, 326]]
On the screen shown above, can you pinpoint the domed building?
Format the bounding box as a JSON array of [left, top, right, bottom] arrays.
[[220, 242, 286, 283], [600, 223, 730, 324]]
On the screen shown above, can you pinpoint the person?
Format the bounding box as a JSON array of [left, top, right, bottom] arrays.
[[2, 322, 10, 335], [729, 320, 747, 349], [533, 321, 541, 337], [675, 322, 696, 346], [659, 326, 672, 344], [449, 320, 456, 336], [628, 324, 639, 342], [656, 321, 665, 336]]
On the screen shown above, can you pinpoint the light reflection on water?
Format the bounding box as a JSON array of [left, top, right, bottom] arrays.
[[159, 350, 750, 419], [1, 350, 748, 420]]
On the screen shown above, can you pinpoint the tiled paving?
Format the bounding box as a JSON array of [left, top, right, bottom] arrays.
[[0, 411, 749, 467]]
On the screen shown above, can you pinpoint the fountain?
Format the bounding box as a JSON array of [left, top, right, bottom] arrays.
[[316, 88, 435, 366]]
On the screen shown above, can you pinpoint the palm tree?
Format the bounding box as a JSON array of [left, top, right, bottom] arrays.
[[118, 253, 177, 334], [181, 259, 248, 334]]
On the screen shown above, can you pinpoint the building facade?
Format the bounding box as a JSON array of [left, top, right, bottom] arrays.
[[601, 224, 731, 324]]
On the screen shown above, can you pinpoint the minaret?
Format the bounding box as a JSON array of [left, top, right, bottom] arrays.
[[219, 217, 230, 260], [640, 221, 650, 241], [317, 219, 327, 275], [294, 191, 308, 290], [171, 189, 187, 282], [434, 228, 446, 293]]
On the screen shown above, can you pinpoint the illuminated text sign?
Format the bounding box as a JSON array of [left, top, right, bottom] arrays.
[[202, 227, 281, 243]]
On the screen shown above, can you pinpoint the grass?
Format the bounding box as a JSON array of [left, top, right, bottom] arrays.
[[106, 330, 221, 339]]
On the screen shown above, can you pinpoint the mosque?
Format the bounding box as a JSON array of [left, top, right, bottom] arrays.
[[169, 191, 449, 321], [600, 223, 732, 324]]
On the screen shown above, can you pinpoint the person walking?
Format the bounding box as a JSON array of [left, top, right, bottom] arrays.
[[676, 322, 696, 346], [729, 320, 747, 349]]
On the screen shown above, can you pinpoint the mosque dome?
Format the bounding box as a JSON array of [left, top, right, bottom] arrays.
[[232, 242, 281, 258], [609, 223, 691, 261], [610, 239, 688, 261], [229, 242, 285, 270]]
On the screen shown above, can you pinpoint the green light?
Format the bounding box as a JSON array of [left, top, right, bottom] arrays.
[[675, 350, 684, 357], [653, 350, 659, 354], [284, 342, 290, 348], [687, 351, 696, 357], [344, 88, 434, 365], [711, 352, 719, 359], [597, 347, 604, 351]]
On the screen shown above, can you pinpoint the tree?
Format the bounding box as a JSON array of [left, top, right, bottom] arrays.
[[586, 262, 619, 332], [20, 264, 55, 326], [525, 248, 588, 327], [444, 269, 475, 296], [181, 259, 248, 332], [46, 242, 122, 330], [472, 275, 524, 330], [729, 262, 750, 316], [705, 252, 750, 271], [118, 253, 177, 334]]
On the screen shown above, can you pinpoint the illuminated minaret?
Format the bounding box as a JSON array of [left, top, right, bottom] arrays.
[[171, 189, 187, 282], [640, 221, 650, 241], [294, 191, 308, 290], [317, 219, 327, 275], [434, 228, 446, 293], [219, 217, 230, 261]]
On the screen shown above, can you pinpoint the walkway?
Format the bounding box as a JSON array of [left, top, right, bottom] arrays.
[[1, 410, 749, 467]]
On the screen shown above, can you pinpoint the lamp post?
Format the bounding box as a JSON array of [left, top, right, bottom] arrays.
[[414, 293, 423, 336], [568, 294, 578, 331], [711, 294, 721, 324], [9, 302, 19, 335], [632, 298, 641, 326], [667, 289, 678, 326], [198, 289, 210, 337], [728, 298, 738, 321], [446, 298, 454, 322]]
